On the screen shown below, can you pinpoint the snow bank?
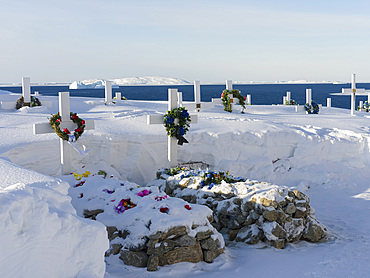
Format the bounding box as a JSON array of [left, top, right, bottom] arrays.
[[0, 158, 109, 278]]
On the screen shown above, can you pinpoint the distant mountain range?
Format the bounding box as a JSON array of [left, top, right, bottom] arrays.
[[69, 76, 191, 89]]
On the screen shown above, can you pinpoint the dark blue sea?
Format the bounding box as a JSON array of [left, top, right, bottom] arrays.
[[2, 83, 370, 110]]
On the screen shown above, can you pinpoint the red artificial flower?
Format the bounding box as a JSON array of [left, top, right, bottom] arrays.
[[221, 93, 224, 97], [56, 119, 61, 123], [81, 120, 85, 125], [63, 128, 70, 134], [78, 193, 83, 198], [244, 96, 247, 100], [75, 181, 85, 187], [75, 128, 81, 133], [160, 207, 169, 213], [185, 205, 191, 210], [73, 114, 78, 120]]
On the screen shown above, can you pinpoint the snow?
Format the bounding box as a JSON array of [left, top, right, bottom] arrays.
[[0, 159, 108, 278], [69, 76, 190, 89], [1, 89, 370, 277]]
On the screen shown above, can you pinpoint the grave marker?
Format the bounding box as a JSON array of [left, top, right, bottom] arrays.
[[33, 92, 94, 175], [327, 98, 332, 108], [22, 77, 31, 105], [351, 74, 356, 116], [226, 80, 233, 90], [105, 80, 112, 103], [147, 89, 198, 167]]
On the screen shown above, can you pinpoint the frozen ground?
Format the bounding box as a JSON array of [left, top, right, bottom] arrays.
[[0, 89, 369, 277]]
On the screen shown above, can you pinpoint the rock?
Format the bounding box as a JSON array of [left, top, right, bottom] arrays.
[[147, 239, 175, 256], [207, 214, 214, 224], [203, 248, 224, 263], [303, 216, 326, 242], [276, 209, 287, 225], [250, 210, 260, 220], [228, 219, 241, 230], [105, 243, 122, 256], [293, 190, 310, 203], [147, 255, 159, 271], [284, 218, 305, 242], [172, 235, 197, 247], [242, 201, 255, 212], [159, 242, 203, 266], [242, 215, 255, 226], [251, 196, 278, 209], [106, 226, 118, 240], [270, 239, 285, 249], [294, 207, 307, 218], [201, 237, 219, 250], [196, 230, 214, 241], [149, 226, 187, 241], [229, 229, 239, 241], [235, 224, 261, 244], [83, 209, 104, 220], [263, 209, 279, 221], [120, 250, 148, 267], [285, 203, 296, 215]]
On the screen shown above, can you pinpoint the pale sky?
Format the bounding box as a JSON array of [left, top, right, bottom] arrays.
[[1, 0, 369, 84]]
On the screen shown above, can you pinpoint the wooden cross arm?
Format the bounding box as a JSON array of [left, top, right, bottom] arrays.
[[147, 114, 198, 125], [33, 119, 95, 135]]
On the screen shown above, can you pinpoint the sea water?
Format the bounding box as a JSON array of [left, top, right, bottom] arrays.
[[2, 83, 370, 110]]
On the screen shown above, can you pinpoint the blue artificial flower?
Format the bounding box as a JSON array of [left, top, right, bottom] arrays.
[[166, 116, 174, 124], [208, 183, 215, 190], [181, 109, 189, 118], [206, 173, 212, 178], [179, 127, 185, 136]]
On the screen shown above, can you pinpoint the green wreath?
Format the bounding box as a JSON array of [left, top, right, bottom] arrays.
[[16, 96, 42, 110], [49, 112, 86, 141], [221, 89, 246, 113], [304, 100, 319, 114], [163, 107, 191, 145]]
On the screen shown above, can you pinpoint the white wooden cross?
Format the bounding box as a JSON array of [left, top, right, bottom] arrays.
[[306, 89, 312, 105], [105, 80, 113, 103], [177, 81, 214, 111], [147, 88, 198, 167], [22, 77, 31, 105], [1, 77, 52, 110], [33, 92, 95, 175]]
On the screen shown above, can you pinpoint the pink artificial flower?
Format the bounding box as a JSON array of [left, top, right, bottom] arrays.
[[138, 189, 151, 197]]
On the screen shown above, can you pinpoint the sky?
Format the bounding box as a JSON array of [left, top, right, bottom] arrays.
[[1, 0, 370, 84]]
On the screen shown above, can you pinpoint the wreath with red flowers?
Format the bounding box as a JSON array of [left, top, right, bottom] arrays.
[[49, 112, 86, 141]]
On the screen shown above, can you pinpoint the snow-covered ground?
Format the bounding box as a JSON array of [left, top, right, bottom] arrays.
[[0, 88, 370, 277]]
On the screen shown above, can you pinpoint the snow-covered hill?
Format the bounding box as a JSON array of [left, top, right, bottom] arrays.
[[69, 76, 190, 89]]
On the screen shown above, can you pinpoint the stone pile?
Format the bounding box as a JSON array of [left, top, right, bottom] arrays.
[[104, 224, 223, 271], [69, 172, 224, 272], [149, 169, 327, 249]]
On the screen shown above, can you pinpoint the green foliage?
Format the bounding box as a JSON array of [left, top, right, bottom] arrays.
[[98, 170, 107, 178], [163, 107, 191, 138], [221, 89, 246, 113]]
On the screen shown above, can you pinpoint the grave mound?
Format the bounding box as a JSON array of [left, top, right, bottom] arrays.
[[147, 168, 327, 249], [65, 170, 224, 271]]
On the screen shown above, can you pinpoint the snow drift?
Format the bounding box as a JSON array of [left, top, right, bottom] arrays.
[[0, 159, 109, 278]]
